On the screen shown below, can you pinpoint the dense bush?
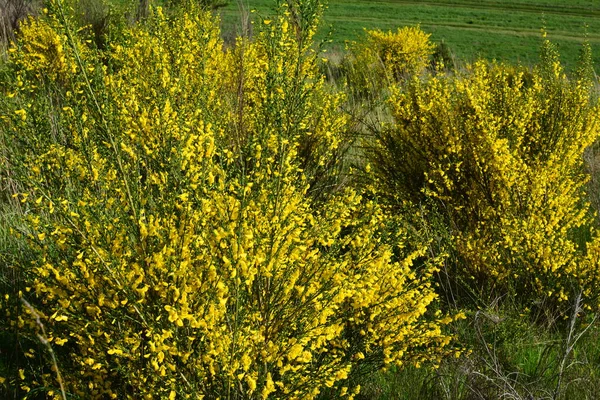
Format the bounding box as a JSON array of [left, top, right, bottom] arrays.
[[0, 1, 459, 398], [343, 26, 435, 98], [369, 41, 600, 313]]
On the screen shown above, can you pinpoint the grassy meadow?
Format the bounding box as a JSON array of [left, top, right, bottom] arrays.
[[220, 0, 600, 69], [4, 0, 600, 399]]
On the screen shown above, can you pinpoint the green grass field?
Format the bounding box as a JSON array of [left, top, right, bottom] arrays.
[[219, 0, 600, 69]]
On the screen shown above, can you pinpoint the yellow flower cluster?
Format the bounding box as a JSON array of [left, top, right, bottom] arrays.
[[377, 53, 600, 311], [11, 11, 80, 81], [2, 1, 459, 398], [362, 26, 435, 78], [344, 25, 435, 96]]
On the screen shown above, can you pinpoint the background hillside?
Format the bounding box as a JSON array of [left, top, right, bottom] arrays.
[[220, 0, 600, 70]]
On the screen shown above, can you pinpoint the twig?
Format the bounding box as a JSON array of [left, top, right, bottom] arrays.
[[21, 298, 67, 400], [553, 292, 596, 400]]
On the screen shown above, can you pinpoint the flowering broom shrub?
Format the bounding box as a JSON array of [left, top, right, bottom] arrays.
[[344, 26, 435, 98], [363, 26, 435, 79], [370, 41, 600, 313], [0, 1, 459, 398]]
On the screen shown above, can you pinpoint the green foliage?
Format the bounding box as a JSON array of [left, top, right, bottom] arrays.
[[352, 301, 600, 400], [430, 40, 455, 72], [173, 0, 228, 10]]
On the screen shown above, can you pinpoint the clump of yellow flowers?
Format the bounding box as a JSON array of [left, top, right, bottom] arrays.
[[344, 25, 435, 97], [372, 39, 600, 313], [1, 1, 458, 398], [361, 26, 435, 78]]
